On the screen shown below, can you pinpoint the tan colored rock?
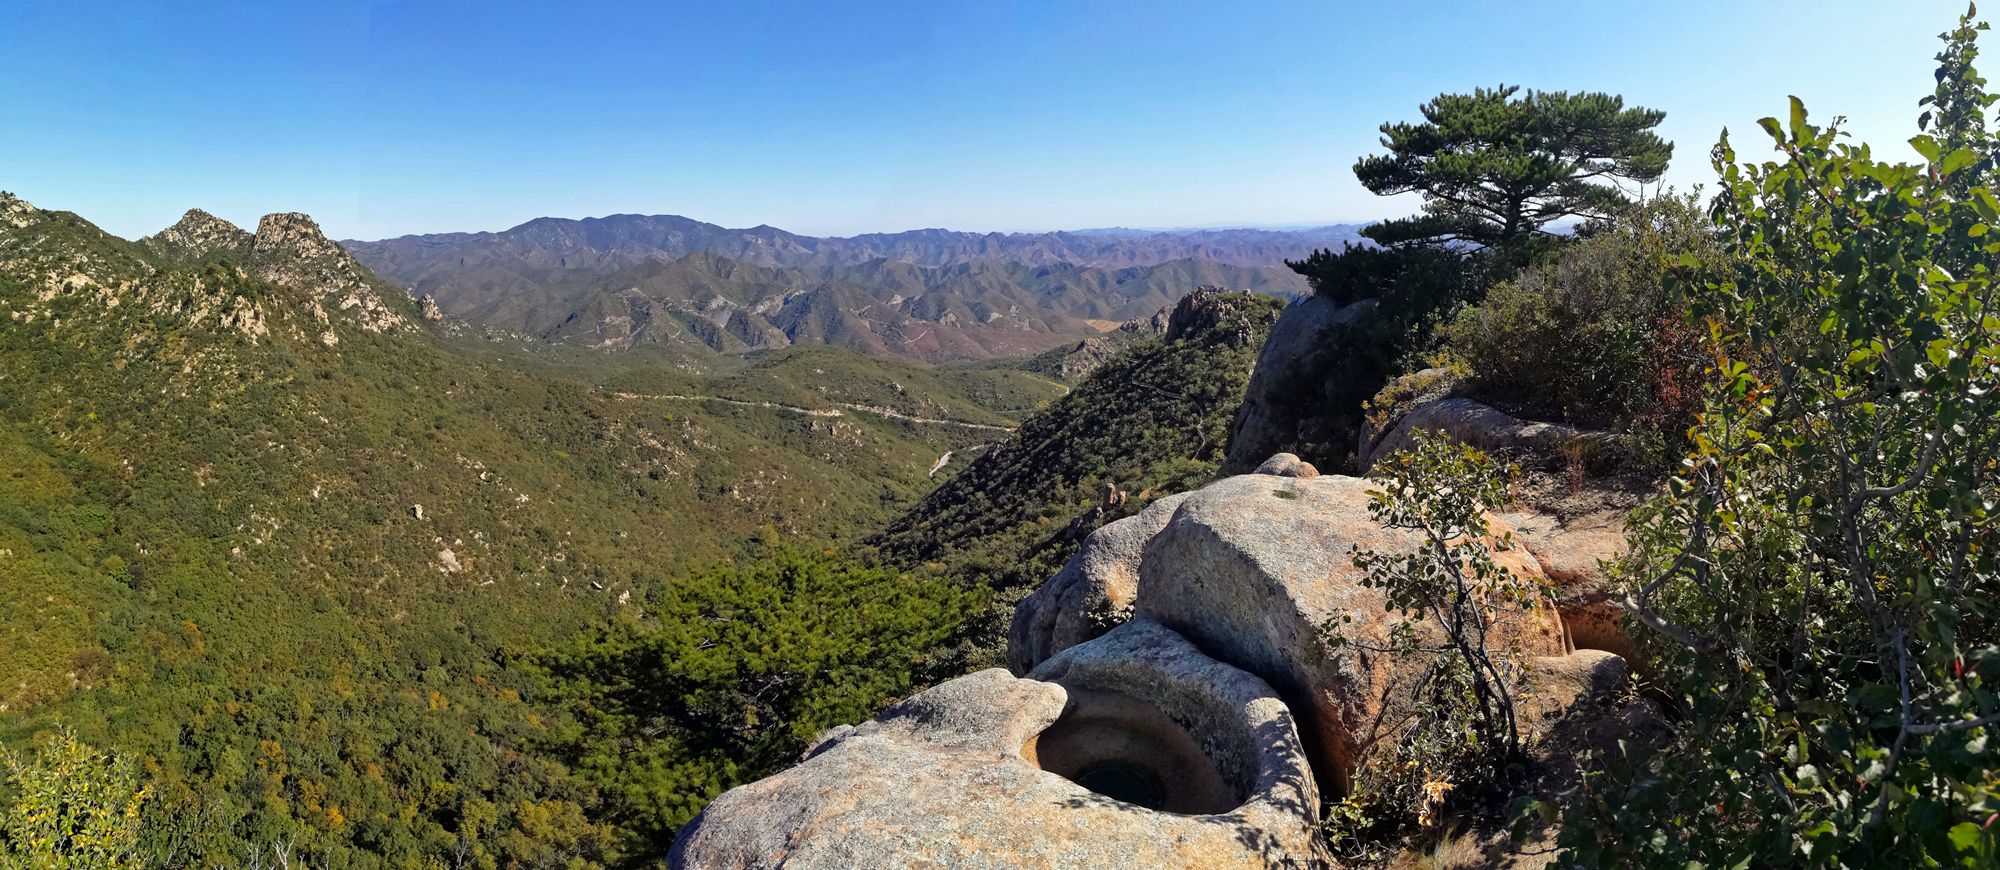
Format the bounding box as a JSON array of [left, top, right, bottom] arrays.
[[1011, 473, 1566, 792], [1254, 452, 1320, 478], [1493, 508, 1642, 669], [671, 620, 1329, 869], [1008, 456, 1322, 673], [1360, 397, 1623, 473], [143, 208, 253, 258], [1007, 492, 1191, 673]]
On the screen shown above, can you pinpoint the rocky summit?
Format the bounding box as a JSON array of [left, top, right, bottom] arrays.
[[676, 456, 1649, 867]]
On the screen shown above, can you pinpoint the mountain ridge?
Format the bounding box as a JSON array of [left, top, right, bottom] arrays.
[[343, 213, 1369, 271], [339, 212, 1343, 361]]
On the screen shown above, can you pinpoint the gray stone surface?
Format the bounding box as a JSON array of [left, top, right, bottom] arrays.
[[1011, 472, 1566, 792], [1253, 452, 1321, 478], [1006, 492, 1191, 673], [1222, 293, 1378, 474], [1360, 397, 1623, 473], [670, 621, 1330, 869]]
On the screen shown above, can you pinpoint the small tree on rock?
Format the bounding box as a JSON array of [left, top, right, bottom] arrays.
[[1326, 431, 1552, 848]]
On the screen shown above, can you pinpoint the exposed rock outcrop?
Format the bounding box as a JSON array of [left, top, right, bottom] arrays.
[[1222, 292, 1379, 473], [1163, 286, 1272, 343], [254, 212, 412, 337], [671, 620, 1329, 869], [1359, 396, 1625, 473], [689, 452, 1641, 868], [1495, 507, 1642, 672], [143, 208, 254, 258], [1008, 492, 1192, 673], [1054, 336, 1116, 380], [1253, 451, 1319, 478], [1011, 463, 1566, 791], [0, 191, 36, 228]]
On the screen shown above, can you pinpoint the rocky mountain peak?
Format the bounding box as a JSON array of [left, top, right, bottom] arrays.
[[1162, 286, 1270, 342], [145, 208, 253, 258], [254, 212, 344, 261], [0, 192, 38, 229], [241, 211, 412, 341]]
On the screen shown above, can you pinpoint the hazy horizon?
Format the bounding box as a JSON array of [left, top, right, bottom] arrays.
[[3, 0, 1973, 240]]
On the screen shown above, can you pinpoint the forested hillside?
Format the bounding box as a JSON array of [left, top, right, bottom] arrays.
[[0, 193, 1059, 867], [871, 289, 1284, 663]]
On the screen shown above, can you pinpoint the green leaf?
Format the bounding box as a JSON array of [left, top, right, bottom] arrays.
[[1949, 821, 1982, 851], [1911, 134, 1945, 163]]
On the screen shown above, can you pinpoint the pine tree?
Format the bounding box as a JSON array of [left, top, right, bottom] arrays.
[[1354, 85, 1672, 250]]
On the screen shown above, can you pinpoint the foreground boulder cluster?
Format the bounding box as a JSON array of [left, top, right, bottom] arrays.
[[671, 449, 1652, 868]]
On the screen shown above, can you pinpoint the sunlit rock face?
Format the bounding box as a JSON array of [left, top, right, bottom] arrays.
[[672, 455, 1590, 868], [667, 620, 1330, 870], [1012, 463, 1566, 792]]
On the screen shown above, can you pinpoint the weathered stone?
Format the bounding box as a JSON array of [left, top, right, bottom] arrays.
[[1356, 366, 1464, 462], [143, 208, 253, 259], [1359, 397, 1623, 473], [1493, 507, 1644, 672], [1006, 492, 1191, 673], [1129, 473, 1564, 791], [1253, 452, 1320, 478], [1222, 293, 1378, 474], [1054, 336, 1116, 381], [671, 621, 1330, 869], [418, 294, 446, 322]]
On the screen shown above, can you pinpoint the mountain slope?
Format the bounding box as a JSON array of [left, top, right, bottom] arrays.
[[0, 192, 1061, 867], [868, 289, 1285, 664], [344, 213, 1366, 274]]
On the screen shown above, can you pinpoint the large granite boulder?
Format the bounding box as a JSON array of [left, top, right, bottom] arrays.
[[1494, 507, 1643, 676], [1011, 468, 1567, 792], [1007, 455, 1313, 674], [670, 620, 1330, 869], [1006, 492, 1191, 673], [1222, 293, 1379, 474]]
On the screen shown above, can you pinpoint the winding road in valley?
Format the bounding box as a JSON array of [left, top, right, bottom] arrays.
[[608, 391, 1017, 434]]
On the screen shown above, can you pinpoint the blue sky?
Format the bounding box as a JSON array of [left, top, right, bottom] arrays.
[[0, 0, 1977, 240]]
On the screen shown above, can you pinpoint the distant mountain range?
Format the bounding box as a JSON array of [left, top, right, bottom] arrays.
[[343, 215, 1366, 361]]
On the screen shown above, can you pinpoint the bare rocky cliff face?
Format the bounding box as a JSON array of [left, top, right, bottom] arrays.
[[671, 455, 1658, 868], [1, 196, 433, 405]]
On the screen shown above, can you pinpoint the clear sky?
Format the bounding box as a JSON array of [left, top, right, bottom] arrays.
[[0, 0, 1978, 240]]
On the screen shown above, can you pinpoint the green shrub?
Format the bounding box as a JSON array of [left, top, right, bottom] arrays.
[[1325, 433, 1547, 856], [1442, 194, 1721, 434], [0, 728, 152, 870], [1561, 11, 2000, 865], [532, 544, 966, 863]]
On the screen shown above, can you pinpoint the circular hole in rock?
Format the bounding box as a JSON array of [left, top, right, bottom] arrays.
[[1072, 761, 1167, 810], [1025, 687, 1244, 815]]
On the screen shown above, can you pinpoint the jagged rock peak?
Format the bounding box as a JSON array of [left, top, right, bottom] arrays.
[[1163, 285, 1267, 342], [0, 191, 38, 228], [147, 208, 252, 256], [254, 212, 344, 260]]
